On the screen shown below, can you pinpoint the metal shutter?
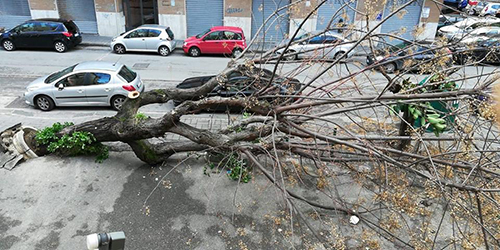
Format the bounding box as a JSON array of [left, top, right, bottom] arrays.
[[316, 0, 356, 30], [57, 0, 98, 34], [186, 0, 223, 37], [0, 0, 31, 30], [251, 0, 290, 46], [380, 0, 423, 42]]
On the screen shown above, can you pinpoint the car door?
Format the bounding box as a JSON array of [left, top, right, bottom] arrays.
[[323, 35, 340, 58], [9, 22, 36, 47], [144, 29, 162, 51], [123, 29, 148, 50], [220, 31, 238, 54], [52, 73, 88, 106], [201, 31, 223, 53], [34, 22, 55, 48], [302, 35, 325, 58], [84, 72, 113, 105]]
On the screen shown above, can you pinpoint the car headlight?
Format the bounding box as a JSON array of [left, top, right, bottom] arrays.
[[375, 56, 384, 61], [183, 42, 187, 47], [26, 86, 40, 92]]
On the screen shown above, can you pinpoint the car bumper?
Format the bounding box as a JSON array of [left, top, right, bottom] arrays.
[[182, 46, 189, 54], [23, 92, 35, 106]]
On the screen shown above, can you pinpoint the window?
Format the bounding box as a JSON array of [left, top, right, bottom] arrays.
[[18, 22, 36, 33], [45, 64, 78, 83], [86, 73, 111, 84], [166, 27, 174, 39], [126, 29, 148, 38], [35, 22, 59, 32], [59, 73, 86, 87], [118, 66, 137, 83], [324, 36, 339, 44], [222, 31, 242, 40], [308, 36, 325, 44], [196, 29, 211, 39], [204, 31, 222, 40], [148, 29, 161, 37]]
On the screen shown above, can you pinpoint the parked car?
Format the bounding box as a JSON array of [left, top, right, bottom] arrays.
[[366, 41, 452, 73], [0, 18, 81, 53], [275, 31, 355, 61], [466, 1, 488, 15], [457, 26, 500, 45], [438, 15, 466, 29], [24, 61, 144, 111], [437, 17, 500, 41], [182, 26, 246, 57], [480, 3, 500, 16], [111, 25, 175, 56], [453, 37, 500, 64], [175, 68, 301, 111]]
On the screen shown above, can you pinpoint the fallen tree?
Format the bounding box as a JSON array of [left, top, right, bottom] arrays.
[[19, 0, 500, 248]]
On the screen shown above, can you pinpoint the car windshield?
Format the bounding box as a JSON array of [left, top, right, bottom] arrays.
[[118, 65, 137, 83], [44, 64, 77, 83], [196, 29, 211, 39]]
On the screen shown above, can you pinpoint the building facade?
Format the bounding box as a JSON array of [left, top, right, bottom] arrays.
[[0, 0, 442, 42]]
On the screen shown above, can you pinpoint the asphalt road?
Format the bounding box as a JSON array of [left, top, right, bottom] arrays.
[[1, 46, 499, 249]]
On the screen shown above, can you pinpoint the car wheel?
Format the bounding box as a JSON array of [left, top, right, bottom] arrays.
[[158, 45, 170, 56], [114, 44, 126, 54], [35, 95, 55, 111], [2, 39, 15, 51], [189, 47, 201, 57], [334, 51, 346, 61], [382, 62, 396, 73], [54, 41, 67, 53], [232, 48, 243, 58], [111, 95, 126, 111]]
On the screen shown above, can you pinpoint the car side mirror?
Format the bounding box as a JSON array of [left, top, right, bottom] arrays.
[[57, 83, 64, 90]]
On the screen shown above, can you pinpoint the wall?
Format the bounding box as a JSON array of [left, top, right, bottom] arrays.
[[223, 0, 251, 40], [158, 0, 187, 39], [94, 0, 126, 36], [416, 0, 443, 40], [28, 0, 59, 19], [287, 0, 318, 36], [352, 0, 385, 38]]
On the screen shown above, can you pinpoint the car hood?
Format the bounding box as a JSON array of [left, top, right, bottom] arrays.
[[440, 25, 460, 33], [461, 36, 490, 45], [26, 75, 49, 89], [184, 36, 199, 43]]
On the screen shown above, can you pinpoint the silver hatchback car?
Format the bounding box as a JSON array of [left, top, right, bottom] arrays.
[[24, 61, 145, 111], [111, 25, 176, 56]]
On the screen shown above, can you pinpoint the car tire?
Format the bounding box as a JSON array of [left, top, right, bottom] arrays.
[[334, 51, 346, 61], [188, 47, 201, 57], [2, 39, 15, 51], [114, 44, 126, 54], [54, 41, 67, 53], [382, 62, 396, 73], [232, 48, 243, 58], [158, 45, 170, 56], [111, 95, 126, 111], [35, 95, 55, 111]]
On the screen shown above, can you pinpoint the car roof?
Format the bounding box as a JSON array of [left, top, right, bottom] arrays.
[[28, 18, 69, 23], [73, 61, 124, 72], [138, 24, 170, 30], [210, 26, 243, 33]]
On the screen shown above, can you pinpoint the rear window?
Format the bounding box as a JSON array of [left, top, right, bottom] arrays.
[[118, 66, 137, 83], [166, 27, 174, 39], [45, 64, 77, 83]]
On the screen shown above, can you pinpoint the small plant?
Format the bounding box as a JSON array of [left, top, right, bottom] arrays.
[[135, 113, 148, 122], [35, 122, 109, 163], [204, 153, 251, 183]]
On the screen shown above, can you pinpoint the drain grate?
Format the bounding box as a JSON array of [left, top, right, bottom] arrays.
[[132, 63, 150, 69]]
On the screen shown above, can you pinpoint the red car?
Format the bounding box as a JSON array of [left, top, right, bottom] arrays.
[[183, 26, 246, 57]]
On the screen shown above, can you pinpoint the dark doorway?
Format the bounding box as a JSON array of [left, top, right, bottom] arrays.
[[123, 0, 159, 31]]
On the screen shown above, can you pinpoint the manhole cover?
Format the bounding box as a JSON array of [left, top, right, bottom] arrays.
[[133, 63, 150, 69]]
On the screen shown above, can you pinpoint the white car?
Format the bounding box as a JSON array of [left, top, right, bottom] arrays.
[[438, 17, 500, 41], [459, 26, 500, 45], [111, 24, 176, 56], [480, 3, 500, 16], [276, 31, 355, 61]]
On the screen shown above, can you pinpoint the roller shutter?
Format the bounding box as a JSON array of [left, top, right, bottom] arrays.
[[251, 0, 290, 46], [380, 0, 423, 42], [316, 0, 357, 30], [186, 0, 223, 37], [0, 0, 31, 30], [57, 0, 98, 34]]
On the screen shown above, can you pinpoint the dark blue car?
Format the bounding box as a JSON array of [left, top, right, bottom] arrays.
[[1, 19, 82, 53]]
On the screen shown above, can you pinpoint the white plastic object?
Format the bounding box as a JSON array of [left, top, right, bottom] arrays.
[[349, 215, 360, 225], [86, 233, 99, 250]]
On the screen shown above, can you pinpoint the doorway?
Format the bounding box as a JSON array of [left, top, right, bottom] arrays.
[[123, 0, 159, 31]]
